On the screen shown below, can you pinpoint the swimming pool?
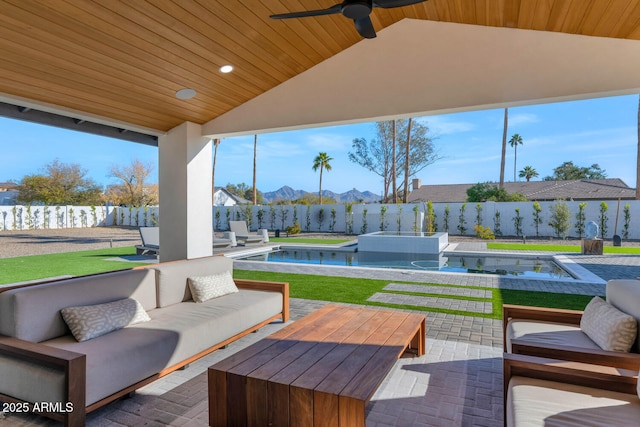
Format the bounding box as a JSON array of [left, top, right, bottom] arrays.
[[236, 248, 575, 279]]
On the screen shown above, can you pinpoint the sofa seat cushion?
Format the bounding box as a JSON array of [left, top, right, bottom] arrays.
[[505, 319, 600, 353], [44, 326, 180, 406], [132, 289, 283, 367], [507, 376, 640, 426]]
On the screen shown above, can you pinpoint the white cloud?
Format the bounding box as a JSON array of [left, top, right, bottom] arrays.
[[305, 133, 352, 152], [508, 113, 539, 127], [422, 116, 476, 135]]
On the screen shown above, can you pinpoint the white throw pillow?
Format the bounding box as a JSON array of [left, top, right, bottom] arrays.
[[61, 298, 151, 342], [188, 271, 238, 303], [580, 296, 637, 352]]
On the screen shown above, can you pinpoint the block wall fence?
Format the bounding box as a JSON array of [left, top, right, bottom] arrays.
[[1, 200, 639, 240]]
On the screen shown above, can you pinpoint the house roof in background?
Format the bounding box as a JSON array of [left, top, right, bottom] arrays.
[[0, 182, 18, 191], [213, 187, 251, 205], [408, 179, 636, 203]]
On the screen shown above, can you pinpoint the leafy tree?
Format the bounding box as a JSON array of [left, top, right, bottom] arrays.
[[532, 201, 543, 237], [623, 203, 631, 239], [575, 202, 587, 238], [509, 133, 523, 182], [513, 208, 523, 237], [225, 182, 263, 204], [312, 152, 333, 205], [466, 183, 527, 202], [543, 161, 607, 180], [598, 201, 609, 239], [106, 159, 157, 206], [18, 159, 102, 205], [457, 203, 467, 235], [548, 200, 571, 238], [349, 119, 439, 201], [519, 166, 538, 182]]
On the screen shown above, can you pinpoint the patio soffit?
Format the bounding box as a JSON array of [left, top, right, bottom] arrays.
[[1, 1, 640, 141]]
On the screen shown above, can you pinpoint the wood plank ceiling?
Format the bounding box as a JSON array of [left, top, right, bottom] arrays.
[[1, 0, 640, 133]]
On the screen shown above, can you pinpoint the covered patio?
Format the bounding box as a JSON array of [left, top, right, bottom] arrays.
[[2, 1, 640, 426]]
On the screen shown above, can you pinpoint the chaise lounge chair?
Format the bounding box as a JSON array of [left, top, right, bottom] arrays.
[[229, 221, 264, 245], [138, 226, 232, 253], [136, 226, 160, 255]]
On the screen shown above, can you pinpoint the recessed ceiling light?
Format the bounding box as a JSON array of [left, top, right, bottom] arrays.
[[176, 88, 196, 99], [219, 65, 234, 73]]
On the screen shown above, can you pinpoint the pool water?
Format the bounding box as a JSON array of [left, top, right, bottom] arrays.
[[237, 249, 575, 279]]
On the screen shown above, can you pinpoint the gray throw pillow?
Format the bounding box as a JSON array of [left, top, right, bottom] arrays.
[[188, 271, 238, 303], [580, 296, 637, 352], [61, 298, 151, 342]]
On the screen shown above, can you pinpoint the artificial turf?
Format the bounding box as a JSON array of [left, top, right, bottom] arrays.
[[232, 269, 593, 319], [487, 242, 640, 254], [0, 246, 152, 285]]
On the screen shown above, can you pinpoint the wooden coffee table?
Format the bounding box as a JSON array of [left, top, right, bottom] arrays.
[[208, 304, 425, 427]]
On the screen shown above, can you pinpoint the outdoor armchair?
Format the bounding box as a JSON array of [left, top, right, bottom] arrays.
[[504, 353, 639, 426], [503, 279, 640, 371]]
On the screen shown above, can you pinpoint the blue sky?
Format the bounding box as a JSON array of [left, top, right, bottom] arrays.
[[1, 94, 638, 195]]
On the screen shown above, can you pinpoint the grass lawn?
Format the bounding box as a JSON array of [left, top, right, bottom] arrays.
[[233, 270, 592, 319], [268, 237, 353, 244], [487, 242, 640, 254], [0, 247, 152, 285]]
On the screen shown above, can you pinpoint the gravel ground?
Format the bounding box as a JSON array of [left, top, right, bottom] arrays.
[[0, 227, 142, 259], [1, 227, 638, 259]]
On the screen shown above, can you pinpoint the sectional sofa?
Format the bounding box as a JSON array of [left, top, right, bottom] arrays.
[[0, 256, 289, 426]]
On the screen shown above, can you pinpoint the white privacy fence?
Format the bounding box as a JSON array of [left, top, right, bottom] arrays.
[[0, 205, 159, 230], [215, 200, 640, 240], [2, 200, 639, 240]]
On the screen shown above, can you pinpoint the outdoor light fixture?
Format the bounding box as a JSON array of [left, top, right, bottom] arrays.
[[219, 64, 233, 73], [175, 88, 197, 99]]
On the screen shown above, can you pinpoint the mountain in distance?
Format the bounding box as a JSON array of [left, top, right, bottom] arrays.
[[263, 186, 378, 203]]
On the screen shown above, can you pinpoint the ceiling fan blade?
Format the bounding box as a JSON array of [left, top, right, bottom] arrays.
[[354, 16, 376, 39], [270, 4, 342, 20], [373, 0, 427, 8]]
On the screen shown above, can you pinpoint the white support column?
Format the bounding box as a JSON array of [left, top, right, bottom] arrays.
[[158, 122, 212, 262]]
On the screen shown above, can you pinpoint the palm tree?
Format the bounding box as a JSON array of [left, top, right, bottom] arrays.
[[518, 165, 538, 182], [636, 95, 640, 200], [509, 133, 523, 182], [252, 134, 258, 205], [312, 152, 333, 205], [212, 138, 221, 201], [499, 108, 508, 189]]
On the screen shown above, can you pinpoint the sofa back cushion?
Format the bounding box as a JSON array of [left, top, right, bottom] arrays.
[[0, 269, 157, 342], [152, 256, 233, 307], [606, 279, 640, 352]]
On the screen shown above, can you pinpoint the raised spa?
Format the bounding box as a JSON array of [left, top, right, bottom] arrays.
[[357, 231, 449, 254]]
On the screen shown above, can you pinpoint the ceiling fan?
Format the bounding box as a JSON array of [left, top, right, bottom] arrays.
[[269, 0, 427, 39]]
